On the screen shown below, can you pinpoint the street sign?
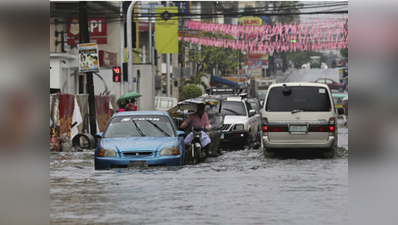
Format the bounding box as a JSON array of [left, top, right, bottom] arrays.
[[175, 1, 190, 13]]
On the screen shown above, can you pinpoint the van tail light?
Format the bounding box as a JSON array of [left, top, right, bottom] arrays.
[[329, 117, 335, 134], [262, 125, 268, 132], [262, 117, 268, 133]]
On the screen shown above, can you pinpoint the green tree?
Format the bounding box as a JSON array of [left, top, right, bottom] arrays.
[[184, 71, 209, 90], [275, 1, 303, 24], [183, 84, 203, 100], [189, 32, 244, 77]]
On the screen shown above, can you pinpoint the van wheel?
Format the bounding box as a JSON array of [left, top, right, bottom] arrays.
[[323, 149, 336, 159], [263, 148, 275, 158]]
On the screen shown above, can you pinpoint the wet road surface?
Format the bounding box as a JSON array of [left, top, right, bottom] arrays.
[[51, 69, 348, 224], [51, 125, 347, 225]]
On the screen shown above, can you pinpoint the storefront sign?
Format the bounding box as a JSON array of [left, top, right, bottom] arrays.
[[67, 18, 107, 45]]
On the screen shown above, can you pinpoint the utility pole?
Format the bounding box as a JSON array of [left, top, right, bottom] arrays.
[[166, 1, 171, 97], [179, 16, 185, 101], [79, 1, 96, 136], [120, 1, 124, 97]]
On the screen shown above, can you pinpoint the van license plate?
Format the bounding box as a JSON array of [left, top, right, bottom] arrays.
[[289, 125, 307, 132]]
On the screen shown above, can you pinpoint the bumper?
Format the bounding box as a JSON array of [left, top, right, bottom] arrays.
[[262, 136, 336, 150], [219, 130, 250, 150], [95, 155, 182, 170]]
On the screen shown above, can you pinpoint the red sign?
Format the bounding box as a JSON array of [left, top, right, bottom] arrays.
[[67, 18, 107, 45], [67, 37, 107, 45], [67, 18, 107, 37]]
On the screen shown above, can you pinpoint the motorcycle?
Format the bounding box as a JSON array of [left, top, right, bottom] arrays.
[[190, 125, 208, 164]]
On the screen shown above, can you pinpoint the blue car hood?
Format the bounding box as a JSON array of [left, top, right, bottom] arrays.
[[100, 137, 177, 152]]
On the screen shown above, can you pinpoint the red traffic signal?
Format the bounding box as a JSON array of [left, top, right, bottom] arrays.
[[113, 66, 121, 82]]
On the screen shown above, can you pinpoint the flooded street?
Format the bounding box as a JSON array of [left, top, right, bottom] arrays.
[[51, 124, 348, 224]]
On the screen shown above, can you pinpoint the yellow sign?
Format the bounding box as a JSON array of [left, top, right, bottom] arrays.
[[155, 7, 179, 54], [238, 16, 264, 26]]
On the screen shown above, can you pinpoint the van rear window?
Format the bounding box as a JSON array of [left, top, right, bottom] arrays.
[[265, 86, 332, 112]]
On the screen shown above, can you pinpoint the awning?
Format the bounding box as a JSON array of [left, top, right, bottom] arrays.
[[210, 75, 238, 87]]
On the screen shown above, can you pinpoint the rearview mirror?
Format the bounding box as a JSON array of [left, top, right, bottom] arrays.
[[337, 107, 345, 115], [249, 109, 256, 117], [177, 130, 186, 137]]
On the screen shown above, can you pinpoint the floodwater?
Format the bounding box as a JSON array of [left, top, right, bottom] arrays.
[[51, 124, 348, 225]]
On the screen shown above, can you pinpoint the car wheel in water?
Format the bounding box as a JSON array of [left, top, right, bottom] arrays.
[[263, 148, 276, 158], [323, 148, 336, 159]]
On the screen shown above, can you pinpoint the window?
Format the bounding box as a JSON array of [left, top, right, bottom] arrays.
[[103, 116, 175, 138], [160, 100, 173, 108], [250, 102, 259, 111], [316, 79, 325, 83], [326, 79, 333, 84], [221, 101, 247, 116], [266, 86, 332, 112]]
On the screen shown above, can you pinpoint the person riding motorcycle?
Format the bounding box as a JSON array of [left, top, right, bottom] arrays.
[[179, 104, 211, 151]]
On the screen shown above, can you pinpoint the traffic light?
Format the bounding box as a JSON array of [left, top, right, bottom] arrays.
[[290, 36, 296, 44], [122, 62, 128, 82], [113, 66, 121, 82]]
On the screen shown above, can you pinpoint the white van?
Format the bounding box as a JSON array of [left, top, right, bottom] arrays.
[[155, 96, 178, 112], [261, 82, 344, 158]]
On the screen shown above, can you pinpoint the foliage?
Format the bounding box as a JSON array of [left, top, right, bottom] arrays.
[[340, 48, 348, 61], [275, 1, 303, 24], [188, 32, 244, 77], [184, 72, 209, 90], [183, 84, 203, 100]]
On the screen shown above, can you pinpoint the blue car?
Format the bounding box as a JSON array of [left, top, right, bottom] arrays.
[[94, 111, 186, 170]]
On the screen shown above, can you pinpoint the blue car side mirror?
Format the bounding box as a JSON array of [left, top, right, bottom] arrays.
[[95, 132, 103, 138], [176, 130, 186, 137]]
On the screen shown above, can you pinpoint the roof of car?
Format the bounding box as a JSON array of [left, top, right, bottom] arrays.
[[225, 96, 245, 102], [114, 111, 169, 116], [269, 82, 329, 88]]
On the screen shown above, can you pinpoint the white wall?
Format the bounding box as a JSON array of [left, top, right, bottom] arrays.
[[50, 58, 61, 89]]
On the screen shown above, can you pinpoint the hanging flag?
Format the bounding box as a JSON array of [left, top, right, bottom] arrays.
[[155, 7, 179, 54]]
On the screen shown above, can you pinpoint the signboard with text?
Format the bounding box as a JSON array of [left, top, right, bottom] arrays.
[[155, 7, 179, 54], [67, 18, 107, 45]]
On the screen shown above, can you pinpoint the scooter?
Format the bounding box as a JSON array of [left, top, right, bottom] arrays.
[[190, 125, 208, 164]]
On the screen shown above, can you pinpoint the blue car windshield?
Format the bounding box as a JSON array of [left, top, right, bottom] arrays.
[[103, 115, 175, 138]]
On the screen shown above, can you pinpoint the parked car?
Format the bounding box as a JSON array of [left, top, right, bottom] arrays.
[[332, 58, 344, 68], [262, 83, 344, 158], [94, 111, 186, 170], [313, 78, 345, 92], [219, 96, 263, 150], [155, 96, 178, 112]]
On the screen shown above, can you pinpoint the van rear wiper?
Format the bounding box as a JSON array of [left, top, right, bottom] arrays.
[[291, 109, 304, 114]]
